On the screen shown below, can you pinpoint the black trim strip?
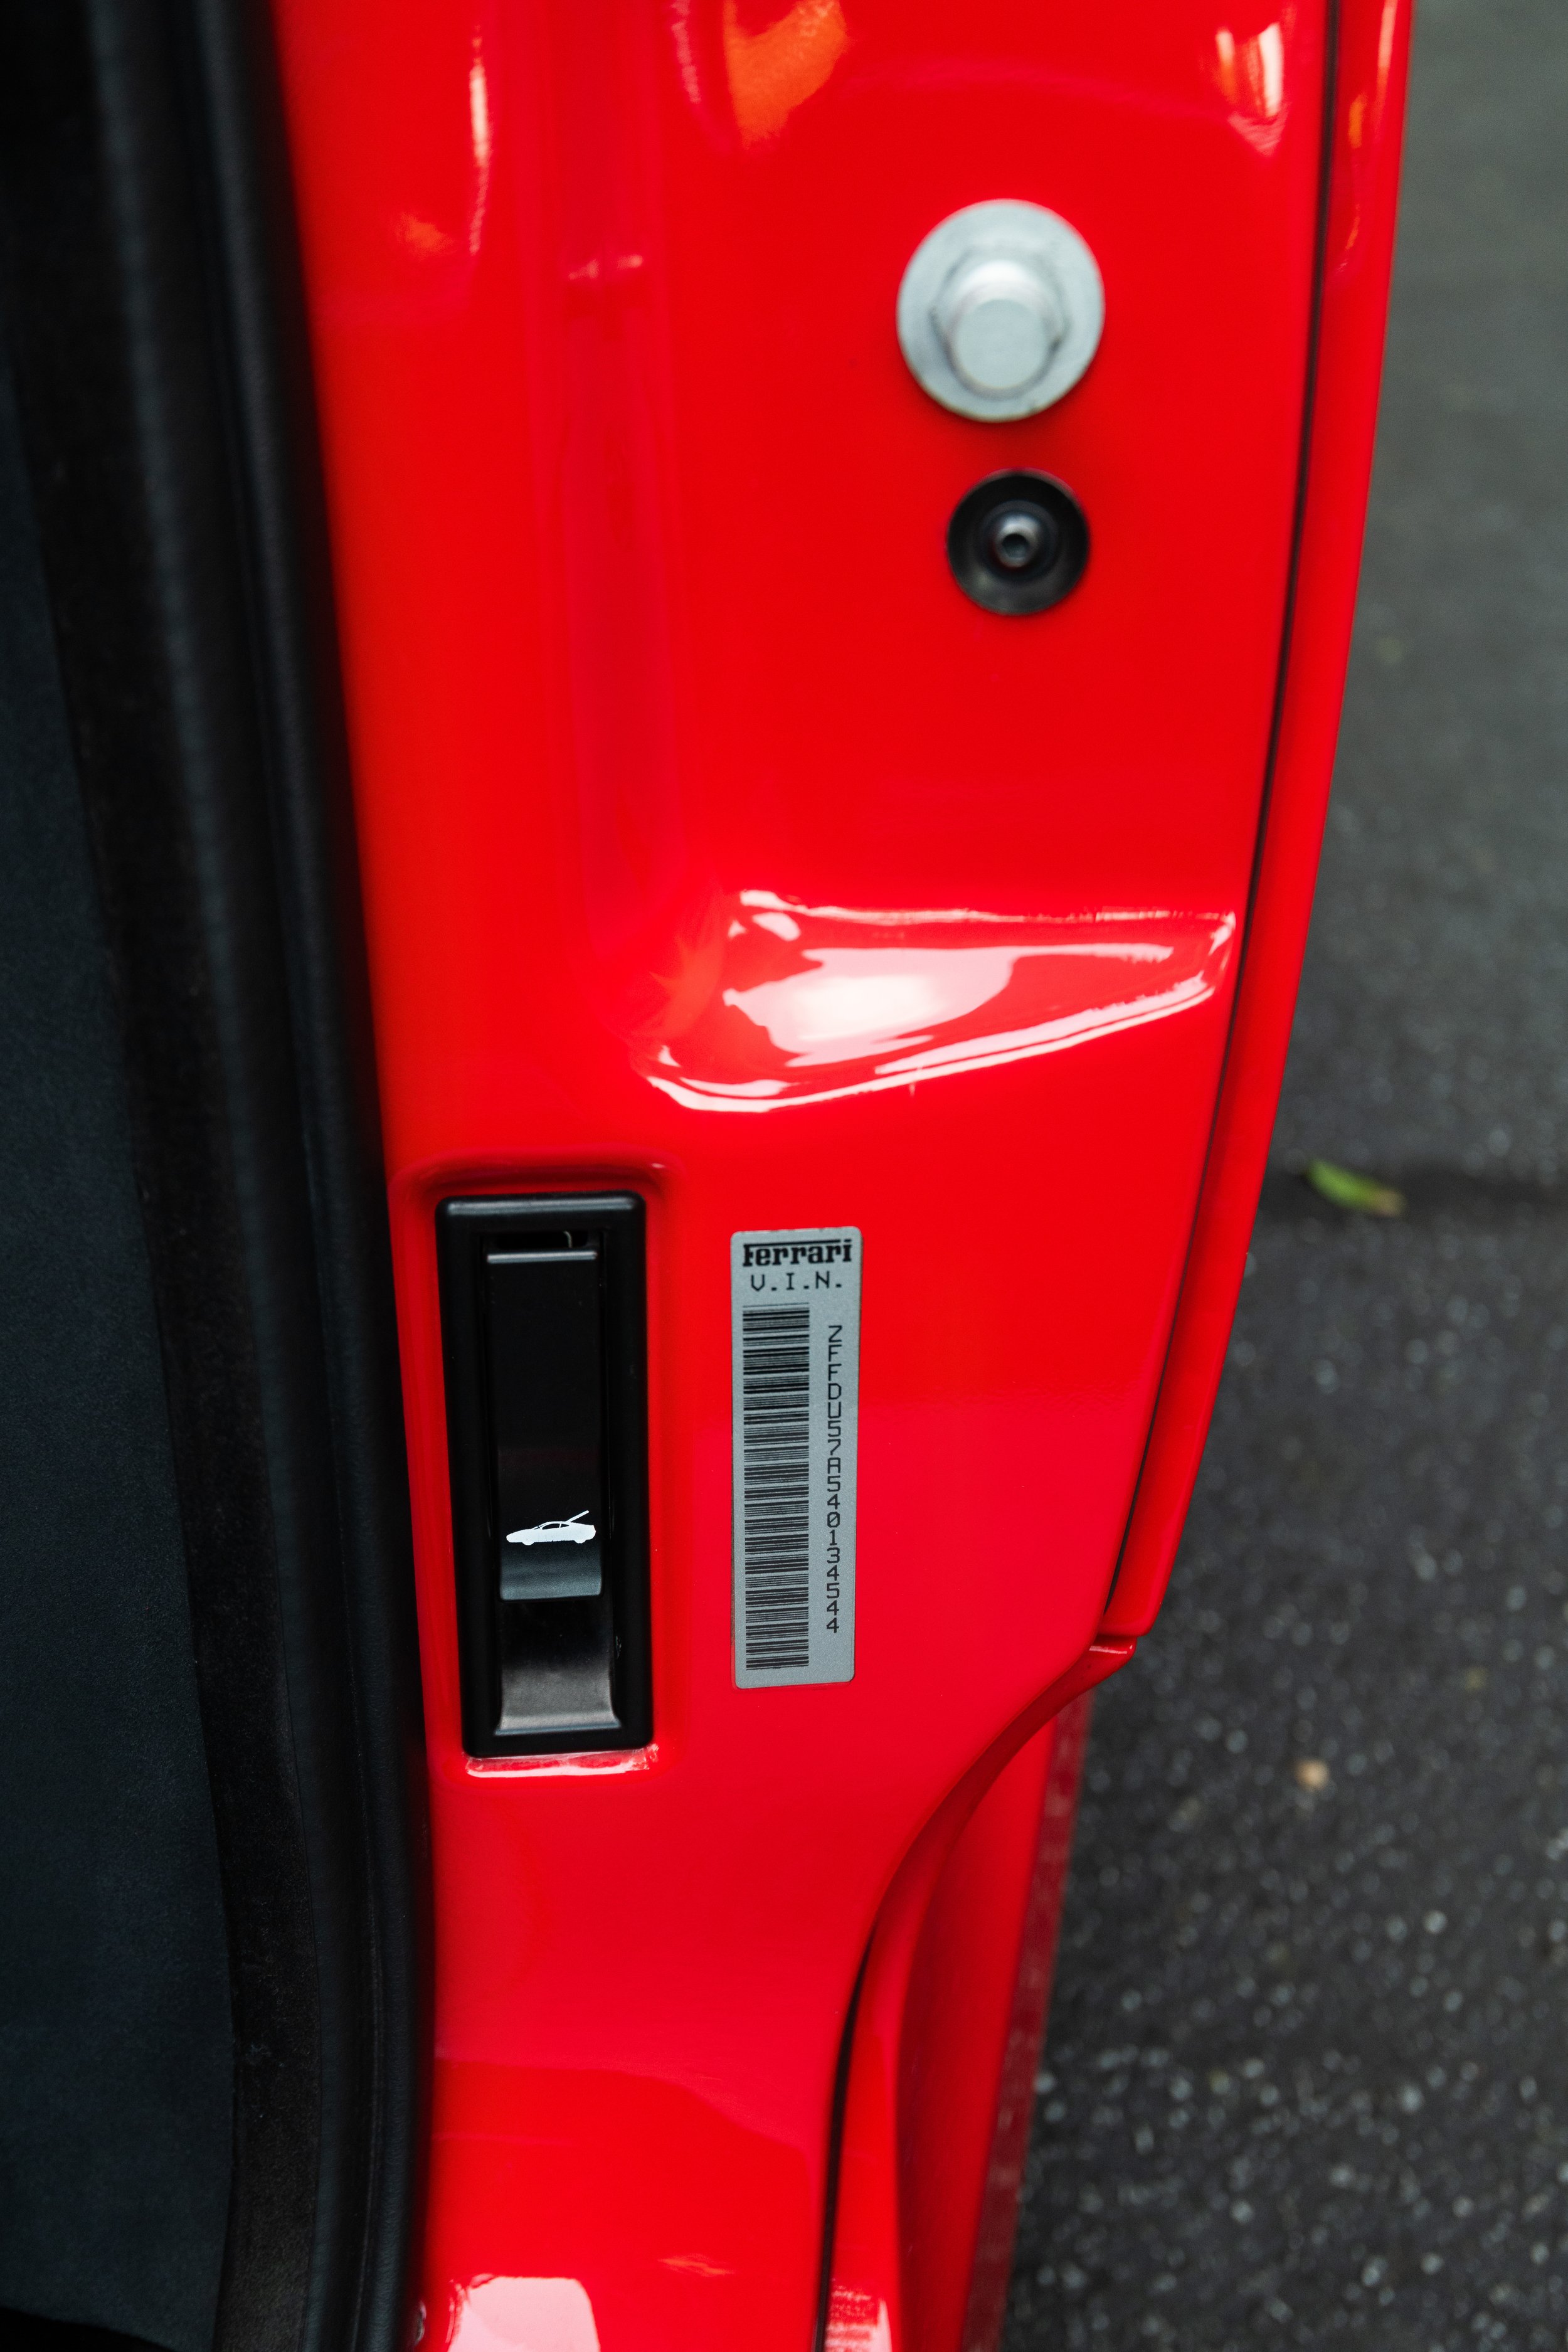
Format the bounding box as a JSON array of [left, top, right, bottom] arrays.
[[812, 1947, 870, 2352], [0, 6, 427, 2349], [0, 2316, 171, 2352]]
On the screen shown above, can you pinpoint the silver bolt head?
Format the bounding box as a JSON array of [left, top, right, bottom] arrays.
[[937, 256, 1066, 396], [898, 200, 1104, 423]]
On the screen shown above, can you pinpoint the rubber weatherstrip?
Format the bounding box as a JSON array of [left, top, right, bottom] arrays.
[[0, 6, 428, 2351]]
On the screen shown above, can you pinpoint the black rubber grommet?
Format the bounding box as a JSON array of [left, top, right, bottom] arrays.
[[946, 469, 1090, 616]]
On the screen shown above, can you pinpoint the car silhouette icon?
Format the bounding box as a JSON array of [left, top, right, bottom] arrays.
[[506, 1510, 596, 1547]]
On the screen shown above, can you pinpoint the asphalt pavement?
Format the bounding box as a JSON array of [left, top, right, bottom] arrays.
[[1004, 2, 1568, 2344]]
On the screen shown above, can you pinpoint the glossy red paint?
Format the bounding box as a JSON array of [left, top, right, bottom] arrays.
[[897, 1728, 1066, 2352], [830, 1665, 1113, 2352], [960, 1694, 1095, 2352], [1106, 0, 1414, 1640], [267, 0, 1408, 2344]]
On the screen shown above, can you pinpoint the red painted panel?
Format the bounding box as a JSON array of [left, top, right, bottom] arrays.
[[961, 1693, 1094, 2352], [893, 1692, 1091, 2352], [266, 1, 1406, 2344], [825, 1640, 1130, 2351], [1104, 0, 1414, 1639], [898, 1736, 1054, 2352]]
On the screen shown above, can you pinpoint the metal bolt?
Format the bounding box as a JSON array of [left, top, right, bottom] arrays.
[[898, 200, 1104, 423], [936, 258, 1064, 399]]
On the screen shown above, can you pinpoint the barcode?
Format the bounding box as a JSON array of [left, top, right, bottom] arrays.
[[732, 1227, 859, 1687], [739, 1305, 812, 1670]]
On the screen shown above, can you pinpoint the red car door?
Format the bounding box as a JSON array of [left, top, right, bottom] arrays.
[[265, 4, 1412, 2347], [0, 4, 1411, 2349]]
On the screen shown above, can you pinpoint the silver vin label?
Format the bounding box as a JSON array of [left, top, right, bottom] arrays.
[[731, 1227, 861, 1688]]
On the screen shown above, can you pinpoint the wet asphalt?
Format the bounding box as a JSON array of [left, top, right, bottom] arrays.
[[1004, 2, 1568, 2346]]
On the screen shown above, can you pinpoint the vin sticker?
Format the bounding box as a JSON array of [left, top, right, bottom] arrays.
[[731, 1227, 860, 1688]]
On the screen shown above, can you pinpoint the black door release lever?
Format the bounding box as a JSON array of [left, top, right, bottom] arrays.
[[438, 1194, 651, 1756]]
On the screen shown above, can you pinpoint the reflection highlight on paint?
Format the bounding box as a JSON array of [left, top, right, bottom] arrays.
[[450, 2275, 601, 2352], [825, 2289, 894, 2351], [723, 0, 850, 144], [632, 889, 1236, 1111], [1214, 21, 1288, 152]]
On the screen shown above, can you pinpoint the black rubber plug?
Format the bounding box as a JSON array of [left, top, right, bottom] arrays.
[[946, 469, 1089, 616]]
